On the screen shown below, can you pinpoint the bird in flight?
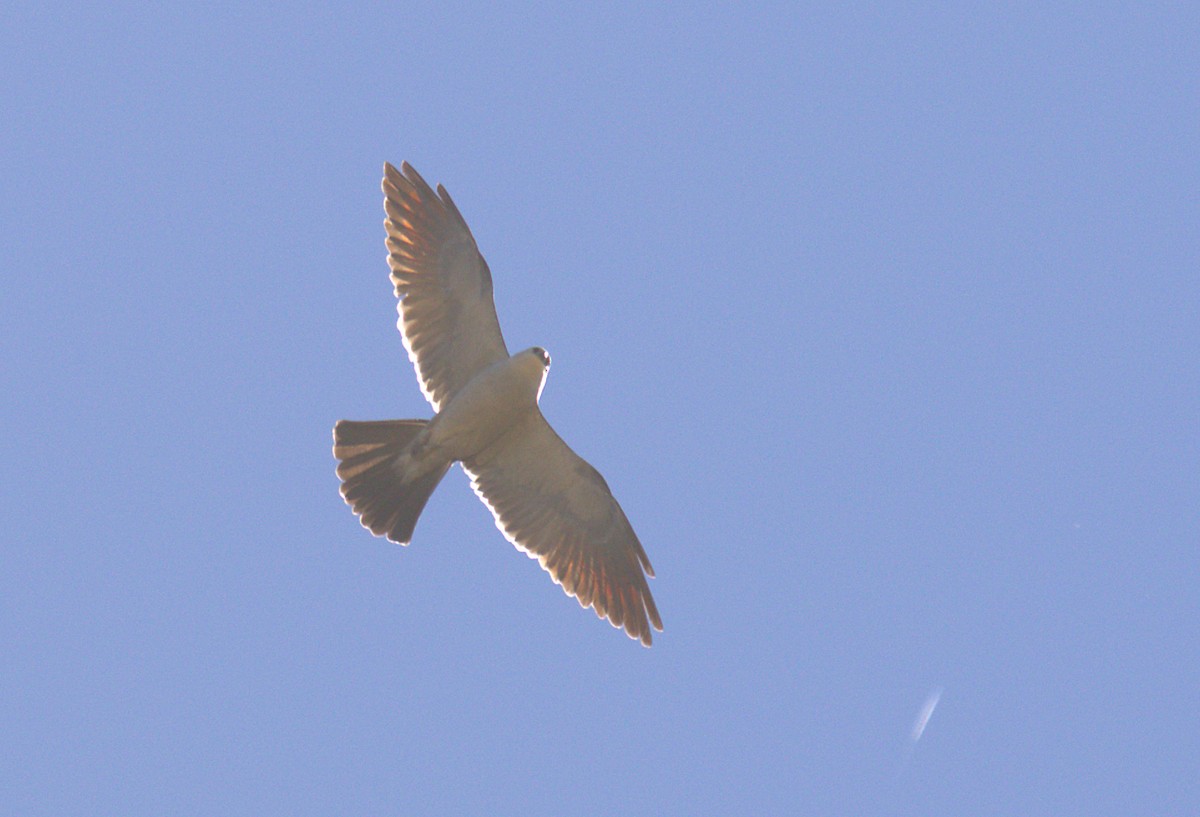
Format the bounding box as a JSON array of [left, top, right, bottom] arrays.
[[333, 162, 663, 646]]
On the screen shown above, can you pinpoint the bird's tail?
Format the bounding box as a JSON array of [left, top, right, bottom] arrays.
[[333, 419, 451, 545]]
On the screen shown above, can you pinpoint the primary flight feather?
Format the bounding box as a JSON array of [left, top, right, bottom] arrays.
[[333, 162, 662, 646]]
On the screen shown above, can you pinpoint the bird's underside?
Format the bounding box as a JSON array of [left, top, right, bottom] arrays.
[[333, 161, 662, 646]]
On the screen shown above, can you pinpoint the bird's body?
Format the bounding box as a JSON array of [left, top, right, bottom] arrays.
[[427, 349, 547, 461], [334, 162, 662, 645]]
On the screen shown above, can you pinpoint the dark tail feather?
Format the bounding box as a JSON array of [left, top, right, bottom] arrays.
[[333, 419, 450, 545]]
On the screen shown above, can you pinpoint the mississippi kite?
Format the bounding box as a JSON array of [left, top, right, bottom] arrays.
[[333, 162, 662, 646]]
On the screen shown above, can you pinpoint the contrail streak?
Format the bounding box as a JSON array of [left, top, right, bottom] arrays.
[[911, 687, 943, 742]]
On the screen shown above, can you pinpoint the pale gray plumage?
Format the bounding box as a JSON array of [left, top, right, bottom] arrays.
[[382, 162, 509, 410], [334, 162, 662, 646]]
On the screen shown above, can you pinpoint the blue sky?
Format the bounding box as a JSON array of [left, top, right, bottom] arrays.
[[4, 3, 1197, 814]]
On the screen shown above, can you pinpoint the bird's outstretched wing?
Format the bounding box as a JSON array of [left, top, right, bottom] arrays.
[[383, 161, 509, 411], [463, 412, 663, 646]]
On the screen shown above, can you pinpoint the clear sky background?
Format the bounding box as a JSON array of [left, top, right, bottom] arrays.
[[4, 4, 1197, 815]]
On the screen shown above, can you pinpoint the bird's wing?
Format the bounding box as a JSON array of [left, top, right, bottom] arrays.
[[463, 411, 662, 646], [383, 161, 509, 412]]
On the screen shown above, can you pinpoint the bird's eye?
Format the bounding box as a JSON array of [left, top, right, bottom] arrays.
[[534, 347, 551, 367]]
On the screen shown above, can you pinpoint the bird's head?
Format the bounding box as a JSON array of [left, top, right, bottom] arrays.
[[523, 346, 551, 402]]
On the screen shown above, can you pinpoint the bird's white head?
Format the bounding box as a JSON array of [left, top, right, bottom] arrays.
[[525, 346, 550, 402]]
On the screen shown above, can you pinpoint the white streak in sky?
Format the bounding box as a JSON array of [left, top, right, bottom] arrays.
[[911, 687, 943, 742]]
